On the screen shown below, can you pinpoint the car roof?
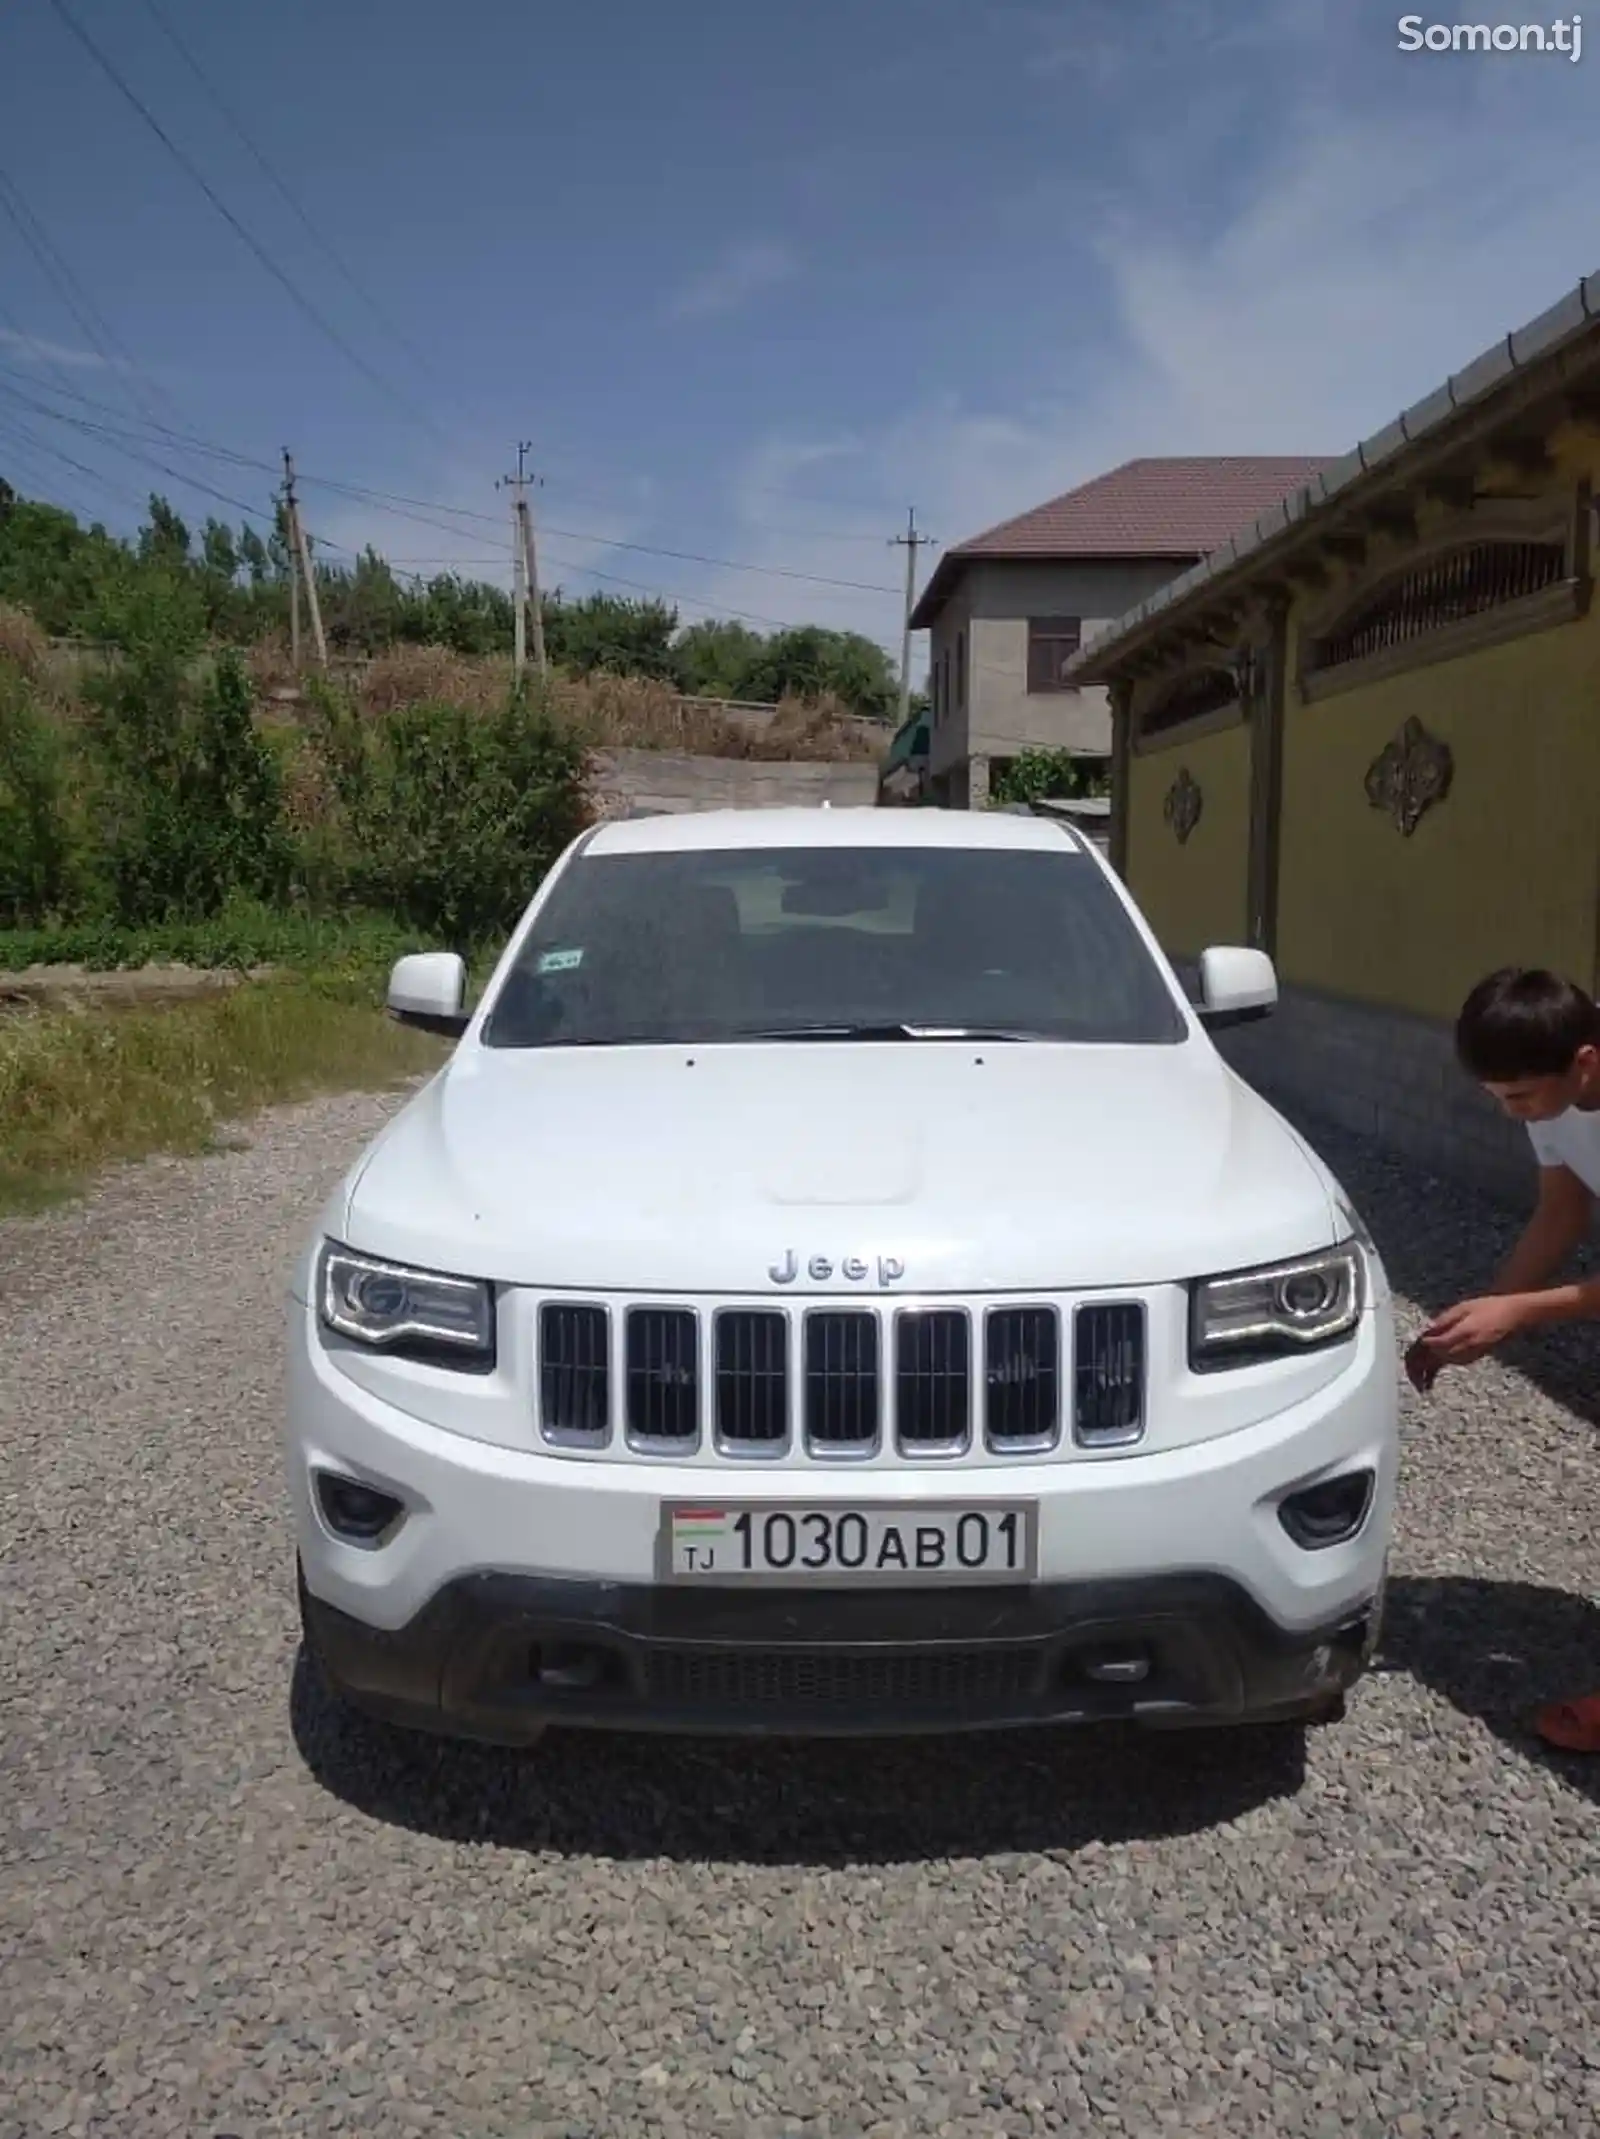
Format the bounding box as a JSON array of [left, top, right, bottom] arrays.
[[584, 807, 1087, 857]]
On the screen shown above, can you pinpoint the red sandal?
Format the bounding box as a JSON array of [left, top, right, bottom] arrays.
[[1531, 1692, 1600, 1752]]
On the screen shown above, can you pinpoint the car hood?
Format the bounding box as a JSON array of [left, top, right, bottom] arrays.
[[337, 1038, 1340, 1294]]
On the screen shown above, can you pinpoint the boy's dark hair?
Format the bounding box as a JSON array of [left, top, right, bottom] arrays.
[[1455, 967, 1600, 1081]]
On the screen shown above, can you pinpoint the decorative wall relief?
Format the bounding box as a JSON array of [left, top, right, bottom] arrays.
[[1164, 766, 1203, 844], [1364, 715, 1453, 836]]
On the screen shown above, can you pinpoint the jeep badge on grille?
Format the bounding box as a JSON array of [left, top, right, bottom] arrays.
[[768, 1249, 906, 1287]]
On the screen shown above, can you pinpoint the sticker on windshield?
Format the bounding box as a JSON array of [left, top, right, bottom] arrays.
[[538, 948, 584, 974]]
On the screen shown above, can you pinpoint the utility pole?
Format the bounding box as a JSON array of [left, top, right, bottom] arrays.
[[521, 477, 547, 681], [282, 450, 326, 671], [499, 442, 547, 684], [890, 506, 933, 726]]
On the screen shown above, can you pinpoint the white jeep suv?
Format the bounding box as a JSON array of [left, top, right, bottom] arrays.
[[284, 805, 1397, 1744]]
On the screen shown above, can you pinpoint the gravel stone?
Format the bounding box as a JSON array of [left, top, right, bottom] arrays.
[[1, 1092, 1598, 2136]]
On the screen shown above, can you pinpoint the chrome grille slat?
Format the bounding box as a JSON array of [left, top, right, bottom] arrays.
[[538, 1302, 610, 1445], [895, 1309, 971, 1452], [1073, 1302, 1146, 1447], [985, 1307, 1060, 1450], [715, 1309, 789, 1449], [534, 1295, 1150, 1459], [626, 1307, 699, 1447], [804, 1311, 879, 1454]]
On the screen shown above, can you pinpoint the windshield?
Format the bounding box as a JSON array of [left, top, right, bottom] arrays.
[[480, 842, 1188, 1049]]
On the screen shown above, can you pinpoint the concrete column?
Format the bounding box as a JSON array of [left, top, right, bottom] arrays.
[[1108, 678, 1133, 879], [966, 754, 991, 811], [1247, 600, 1289, 957]]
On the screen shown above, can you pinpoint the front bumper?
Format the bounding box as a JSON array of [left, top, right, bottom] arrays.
[[301, 1564, 1380, 1743], [287, 1285, 1397, 1740]]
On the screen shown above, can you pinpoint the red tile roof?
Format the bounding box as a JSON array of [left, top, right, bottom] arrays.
[[910, 455, 1330, 627]]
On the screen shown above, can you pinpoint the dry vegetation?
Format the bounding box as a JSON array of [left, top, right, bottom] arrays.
[[0, 599, 49, 680], [247, 641, 887, 763]]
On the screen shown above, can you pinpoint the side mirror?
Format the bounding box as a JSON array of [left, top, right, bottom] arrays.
[[1196, 945, 1277, 1029], [387, 951, 468, 1037]]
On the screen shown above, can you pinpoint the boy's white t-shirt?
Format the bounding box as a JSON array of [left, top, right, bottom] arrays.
[[1526, 1105, 1600, 1193]]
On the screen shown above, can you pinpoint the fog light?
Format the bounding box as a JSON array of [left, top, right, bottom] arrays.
[[316, 1471, 404, 1543], [1280, 1469, 1374, 1551]]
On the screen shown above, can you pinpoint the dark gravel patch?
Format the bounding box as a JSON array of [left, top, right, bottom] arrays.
[[1, 1094, 1597, 2138]]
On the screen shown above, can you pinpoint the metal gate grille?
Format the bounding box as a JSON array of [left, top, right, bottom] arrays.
[[1309, 540, 1566, 672]]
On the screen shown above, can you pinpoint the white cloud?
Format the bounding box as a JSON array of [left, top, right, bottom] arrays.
[[1025, 0, 1332, 80], [704, 86, 1599, 673], [0, 327, 121, 371], [667, 241, 797, 322]]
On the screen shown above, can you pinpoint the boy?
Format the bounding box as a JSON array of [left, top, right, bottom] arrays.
[[1414, 966, 1600, 1752]]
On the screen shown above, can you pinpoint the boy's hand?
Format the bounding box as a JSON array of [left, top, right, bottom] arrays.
[[1403, 1334, 1445, 1392], [1420, 1295, 1526, 1364]]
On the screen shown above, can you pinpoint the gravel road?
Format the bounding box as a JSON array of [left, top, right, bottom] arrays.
[[2, 1089, 1597, 2139]]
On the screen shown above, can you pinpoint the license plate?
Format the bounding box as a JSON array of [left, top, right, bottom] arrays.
[[660, 1502, 1037, 1585]]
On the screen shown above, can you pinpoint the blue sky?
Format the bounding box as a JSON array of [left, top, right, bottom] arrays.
[[1, 0, 1596, 669]]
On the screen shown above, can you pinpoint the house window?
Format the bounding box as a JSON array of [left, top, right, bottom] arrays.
[[941, 649, 951, 721], [955, 632, 966, 710], [1027, 616, 1082, 693]]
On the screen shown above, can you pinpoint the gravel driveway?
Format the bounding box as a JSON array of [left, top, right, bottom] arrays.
[[2, 1089, 1597, 2138]]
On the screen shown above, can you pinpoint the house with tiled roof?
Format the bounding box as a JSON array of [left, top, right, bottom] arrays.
[[905, 456, 1329, 807]]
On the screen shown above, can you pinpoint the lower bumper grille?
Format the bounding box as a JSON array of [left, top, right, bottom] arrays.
[[643, 1644, 1043, 1712]]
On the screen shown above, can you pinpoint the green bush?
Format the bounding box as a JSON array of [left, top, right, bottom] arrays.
[[80, 580, 293, 924], [990, 748, 1109, 807], [0, 664, 80, 927], [307, 681, 591, 944]]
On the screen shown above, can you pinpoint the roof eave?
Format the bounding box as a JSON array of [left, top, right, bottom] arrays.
[[908, 545, 1207, 631], [1065, 275, 1600, 685]]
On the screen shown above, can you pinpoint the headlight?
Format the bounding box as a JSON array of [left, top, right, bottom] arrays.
[[318, 1242, 495, 1365], [1189, 1241, 1363, 1370]]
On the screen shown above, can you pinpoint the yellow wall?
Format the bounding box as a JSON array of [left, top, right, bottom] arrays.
[[1117, 428, 1600, 1022], [1276, 598, 1600, 1019], [1125, 720, 1251, 958]]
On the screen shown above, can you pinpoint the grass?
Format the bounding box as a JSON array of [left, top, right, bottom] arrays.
[[0, 901, 442, 976], [0, 973, 447, 1216]]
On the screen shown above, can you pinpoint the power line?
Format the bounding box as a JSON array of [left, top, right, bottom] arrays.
[[0, 411, 157, 515], [0, 386, 359, 555], [543, 548, 900, 653], [0, 157, 183, 433], [0, 380, 274, 523], [131, 0, 446, 397], [0, 421, 111, 521], [0, 358, 275, 471], [283, 471, 901, 592], [0, 420, 891, 648], [0, 360, 913, 586], [535, 526, 897, 595], [0, 374, 906, 613], [44, 0, 452, 447]]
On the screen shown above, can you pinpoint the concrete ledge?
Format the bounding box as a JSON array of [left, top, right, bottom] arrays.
[[1206, 983, 1537, 1211]]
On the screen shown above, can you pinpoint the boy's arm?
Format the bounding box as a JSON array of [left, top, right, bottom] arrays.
[[1487, 1162, 1593, 1294], [1423, 1163, 1595, 1360]]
